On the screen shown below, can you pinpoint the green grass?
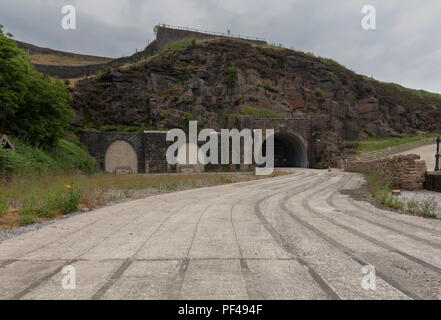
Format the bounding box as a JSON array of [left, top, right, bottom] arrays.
[[241, 106, 282, 118], [159, 38, 196, 54], [318, 57, 342, 67], [328, 71, 337, 83], [230, 114, 239, 124], [350, 133, 438, 153], [0, 199, 8, 217], [263, 84, 280, 93], [99, 125, 147, 133], [385, 83, 441, 102], [367, 173, 404, 211], [0, 172, 285, 230], [418, 198, 439, 218], [219, 176, 233, 183], [405, 198, 438, 218], [0, 137, 97, 176], [19, 184, 82, 218], [367, 172, 438, 219], [225, 63, 238, 87], [315, 88, 325, 97], [19, 216, 36, 226]]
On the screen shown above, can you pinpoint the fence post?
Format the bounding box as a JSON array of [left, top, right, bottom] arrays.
[[435, 136, 441, 171]]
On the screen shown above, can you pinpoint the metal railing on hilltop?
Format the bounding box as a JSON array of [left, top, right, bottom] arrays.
[[155, 23, 266, 42]]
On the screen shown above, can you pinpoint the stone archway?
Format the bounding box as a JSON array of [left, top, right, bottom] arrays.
[[105, 140, 138, 174], [262, 132, 309, 168]]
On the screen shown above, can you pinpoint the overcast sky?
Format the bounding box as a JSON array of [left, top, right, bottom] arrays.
[[1, 0, 440, 93]]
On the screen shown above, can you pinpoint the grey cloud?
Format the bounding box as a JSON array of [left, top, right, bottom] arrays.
[[0, 0, 440, 92]]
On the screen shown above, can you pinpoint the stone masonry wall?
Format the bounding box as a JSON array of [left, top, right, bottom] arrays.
[[33, 41, 158, 79], [345, 154, 427, 190], [424, 172, 441, 192], [81, 115, 320, 174], [81, 131, 201, 174], [143, 131, 173, 173], [80, 131, 146, 173]]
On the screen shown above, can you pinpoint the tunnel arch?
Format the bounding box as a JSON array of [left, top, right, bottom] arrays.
[[261, 132, 309, 168], [105, 140, 138, 174]]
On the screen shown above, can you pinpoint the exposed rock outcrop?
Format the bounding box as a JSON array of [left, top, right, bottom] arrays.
[[71, 39, 441, 165]]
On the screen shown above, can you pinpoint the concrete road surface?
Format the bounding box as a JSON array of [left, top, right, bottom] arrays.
[[398, 144, 438, 171], [1, 170, 441, 300]]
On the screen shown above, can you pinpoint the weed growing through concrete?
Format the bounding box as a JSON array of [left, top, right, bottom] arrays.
[[405, 199, 420, 215], [368, 173, 438, 218], [418, 198, 438, 219]]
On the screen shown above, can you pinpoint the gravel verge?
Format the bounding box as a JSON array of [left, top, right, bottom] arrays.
[[398, 190, 441, 219]]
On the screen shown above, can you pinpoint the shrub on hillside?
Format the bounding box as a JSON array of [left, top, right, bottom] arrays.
[[0, 25, 74, 147], [225, 63, 238, 87], [263, 84, 280, 93], [241, 106, 282, 118], [328, 71, 337, 83], [315, 88, 325, 97]]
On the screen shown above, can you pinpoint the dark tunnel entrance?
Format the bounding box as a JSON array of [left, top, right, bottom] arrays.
[[261, 133, 309, 168]]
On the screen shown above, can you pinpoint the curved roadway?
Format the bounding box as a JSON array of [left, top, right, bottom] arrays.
[[397, 143, 437, 172], [1, 170, 441, 300]]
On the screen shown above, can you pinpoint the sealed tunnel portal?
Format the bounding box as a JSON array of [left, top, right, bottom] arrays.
[[80, 117, 320, 173], [262, 133, 309, 168]]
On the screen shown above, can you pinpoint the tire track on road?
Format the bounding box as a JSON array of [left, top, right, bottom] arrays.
[[278, 174, 429, 299], [252, 173, 341, 300], [300, 176, 441, 275], [92, 174, 308, 300], [229, 172, 320, 299], [326, 175, 441, 250]]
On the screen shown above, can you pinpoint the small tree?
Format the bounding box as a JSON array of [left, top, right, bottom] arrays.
[[0, 25, 73, 146], [225, 63, 238, 87]]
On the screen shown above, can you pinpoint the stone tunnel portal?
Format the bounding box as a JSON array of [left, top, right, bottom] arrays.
[[262, 133, 309, 168], [105, 140, 138, 174]]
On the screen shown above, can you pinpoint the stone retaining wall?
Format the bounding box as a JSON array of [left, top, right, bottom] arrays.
[[425, 172, 441, 192], [345, 154, 427, 190], [33, 41, 158, 79], [81, 131, 209, 174]]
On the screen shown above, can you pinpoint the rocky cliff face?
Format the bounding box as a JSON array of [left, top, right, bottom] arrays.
[[71, 39, 441, 146]]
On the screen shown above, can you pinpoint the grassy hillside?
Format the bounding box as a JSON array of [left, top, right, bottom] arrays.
[[0, 137, 97, 176], [348, 133, 438, 153], [29, 53, 110, 66], [0, 136, 101, 228], [15, 40, 112, 66]]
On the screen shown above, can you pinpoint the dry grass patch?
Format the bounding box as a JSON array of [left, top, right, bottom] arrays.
[[0, 172, 285, 230], [29, 54, 111, 66]]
